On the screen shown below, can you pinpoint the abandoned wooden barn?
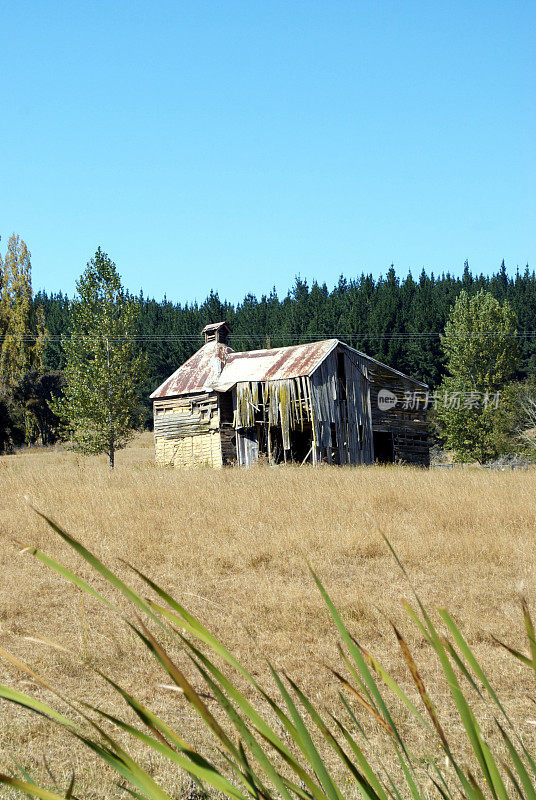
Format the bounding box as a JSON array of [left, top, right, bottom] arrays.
[[150, 321, 429, 468]]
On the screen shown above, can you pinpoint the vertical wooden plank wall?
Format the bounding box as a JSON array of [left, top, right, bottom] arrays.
[[343, 351, 374, 464], [309, 347, 374, 466]]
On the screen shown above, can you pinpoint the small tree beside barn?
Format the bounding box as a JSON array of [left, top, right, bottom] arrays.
[[53, 249, 146, 469]]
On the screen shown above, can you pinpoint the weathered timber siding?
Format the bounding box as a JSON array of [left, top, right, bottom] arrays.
[[343, 349, 374, 464], [236, 428, 259, 467], [153, 393, 223, 468], [369, 368, 429, 465], [309, 347, 373, 465]]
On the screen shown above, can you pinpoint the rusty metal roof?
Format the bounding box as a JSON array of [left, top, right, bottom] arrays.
[[214, 339, 338, 389], [149, 341, 232, 399], [150, 337, 426, 399]]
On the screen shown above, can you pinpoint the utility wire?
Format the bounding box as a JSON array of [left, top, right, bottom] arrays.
[[1, 332, 533, 341]]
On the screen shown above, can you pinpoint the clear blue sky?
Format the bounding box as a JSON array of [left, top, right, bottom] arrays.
[[1, 1, 534, 304]]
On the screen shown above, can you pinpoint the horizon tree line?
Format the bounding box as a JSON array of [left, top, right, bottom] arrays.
[[2, 233, 536, 462]]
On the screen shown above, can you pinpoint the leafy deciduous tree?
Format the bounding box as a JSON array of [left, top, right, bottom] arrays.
[[435, 289, 519, 462], [0, 234, 47, 396], [52, 248, 146, 468]]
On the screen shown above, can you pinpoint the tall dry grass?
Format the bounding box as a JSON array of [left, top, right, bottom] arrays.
[[0, 434, 535, 797]]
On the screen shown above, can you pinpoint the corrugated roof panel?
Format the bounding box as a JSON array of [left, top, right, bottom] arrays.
[[149, 342, 232, 399], [150, 337, 427, 400], [214, 339, 337, 387]]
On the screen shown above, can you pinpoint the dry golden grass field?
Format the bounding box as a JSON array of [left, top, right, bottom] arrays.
[[1, 432, 536, 798]]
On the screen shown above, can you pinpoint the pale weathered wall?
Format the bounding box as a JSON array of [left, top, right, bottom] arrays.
[[309, 348, 374, 466], [153, 393, 223, 469]]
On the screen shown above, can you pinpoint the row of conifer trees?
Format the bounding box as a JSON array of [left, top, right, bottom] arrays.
[[2, 233, 536, 453], [37, 260, 536, 402]]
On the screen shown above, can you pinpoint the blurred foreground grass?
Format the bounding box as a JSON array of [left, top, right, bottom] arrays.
[[0, 435, 535, 797], [1, 508, 536, 800]]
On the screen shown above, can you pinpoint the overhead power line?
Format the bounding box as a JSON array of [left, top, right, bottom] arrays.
[[1, 331, 533, 342]]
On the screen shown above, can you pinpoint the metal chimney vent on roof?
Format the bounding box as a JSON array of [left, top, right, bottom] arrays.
[[202, 321, 231, 345]]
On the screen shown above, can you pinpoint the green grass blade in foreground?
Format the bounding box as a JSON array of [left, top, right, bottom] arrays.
[[394, 742, 422, 800], [182, 635, 335, 800], [267, 662, 344, 800], [139, 568, 400, 800], [0, 684, 78, 731], [131, 619, 240, 760], [186, 653, 299, 800], [284, 673, 386, 800], [422, 756, 456, 800], [357, 643, 430, 729], [490, 635, 534, 668], [238, 741, 265, 800], [308, 565, 406, 754], [70, 731, 174, 800], [440, 638, 485, 701], [439, 610, 509, 721], [117, 786, 151, 800], [0, 633, 169, 795], [0, 657, 162, 797], [313, 578, 426, 800], [0, 644, 80, 711], [127, 563, 272, 690], [1, 636, 190, 800], [387, 626, 458, 799], [391, 624, 449, 748], [86, 705, 252, 800], [415, 610, 498, 799], [134, 575, 322, 782], [501, 763, 527, 800], [478, 733, 510, 800], [22, 545, 113, 610], [467, 772, 487, 800], [96, 669, 192, 751], [496, 723, 536, 800], [382, 543, 494, 800], [187, 654, 299, 800], [32, 508, 163, 627], [133, 615, 306, 800], [0, 775, 70, 800], [401, 601, 433, 644], [160, 598, 305, 742], [521, 597, 536, 674], [180, 634, 314, 772], [93, 671, 206, 796], [0, 685, 171, 800], [441, 615, 536, 782], [328, 713, 390, 800], [428, 776, 453, 800], [381, 533, 511, 800], [10, 756, 40, 795], [337, 641, 383, 716], [148, 595, 342, 796]]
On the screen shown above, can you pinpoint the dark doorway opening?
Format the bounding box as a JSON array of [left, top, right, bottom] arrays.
[[373, 431, 394, 463], [290, 424, 314, 463]]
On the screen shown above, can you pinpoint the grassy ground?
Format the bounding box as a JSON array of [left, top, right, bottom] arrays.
[[0, 433, 535, 798]]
